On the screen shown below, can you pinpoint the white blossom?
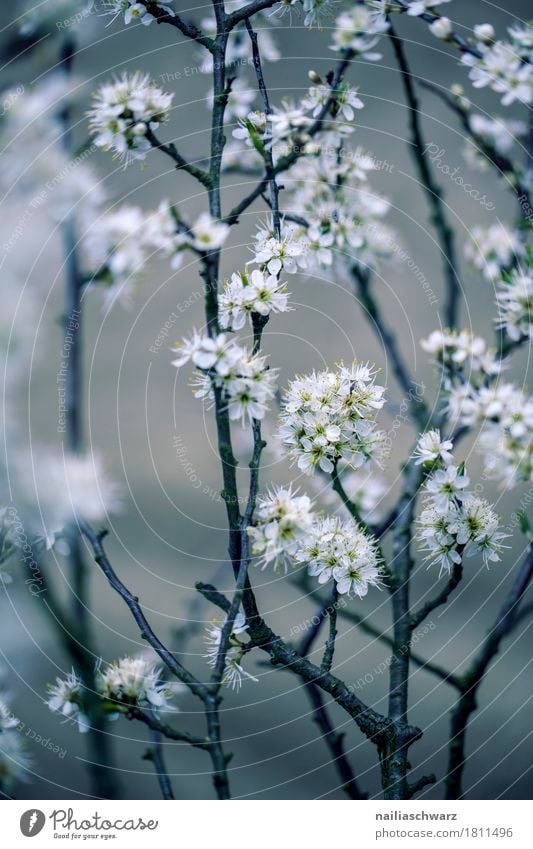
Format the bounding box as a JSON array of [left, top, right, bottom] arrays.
[[468, 114, 526, 155], [251, 220, 309, 275], [495, 269, 533, 342], [172, 332, 277, 425], [464, 222, 523, 281], [414, 430, 454, 466], [461, 25, 533, 106], [203, 612, 258, 691], [47, 670, 90, 733], [417, 452, 507, 573], [16, 451, 124, 548], [429, 17, 453, 40], [421, 328, 502, 388], [247, 485, 314, 569], [278, 362, 386, 475], [219, 269, 290, 330], [303, 82, 364, 121], [187, 213, 230, 252], [331, 7, 389, 60], [96, 656, 180, 716], [102, 0, 175, 26]]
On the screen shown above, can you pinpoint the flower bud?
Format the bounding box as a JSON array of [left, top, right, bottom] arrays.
[[429, 17, 453, 40], [473, 23, 495, 43]]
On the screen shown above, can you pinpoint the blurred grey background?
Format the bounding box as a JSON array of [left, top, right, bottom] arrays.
[[0, 0, 531, 800]]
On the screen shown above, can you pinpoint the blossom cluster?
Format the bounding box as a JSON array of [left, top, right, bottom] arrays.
[[421, 328, 502, 390], [203, 612, 258, 691], [247, 485, 314, 569], [278, 362, 386, 474], [96, 656, 182, 717], [251, 220, 309, 276], [247, 484, 382, 598], [88, 72, 174, 164], [47, 655, 183, 732], [331, 5, 389, 59], [461, 22, 533, 106], [83, 204, 228, 306], [415, 432, 507, 573], [294, 515, 382, 598], [450, 382, 533, 487], [172, 332, 277, 425]]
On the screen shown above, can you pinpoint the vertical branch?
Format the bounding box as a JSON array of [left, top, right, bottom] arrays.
[[320, 586, 338, 675], [245, 19, 281, 237], [144, 723, 175, 800], [388, 23, 460, 328], [58, 36, 117, 800], [446, 546, 533, 799], [382, 462, 424, 799]]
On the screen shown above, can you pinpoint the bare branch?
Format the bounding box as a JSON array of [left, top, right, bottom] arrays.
[[389, 23, 460, 328]]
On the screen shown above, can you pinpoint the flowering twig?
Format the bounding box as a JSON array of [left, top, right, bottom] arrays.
[[393, 1, 483, 59], [245, 18, 281, 237], [223, 51, 354, 227]]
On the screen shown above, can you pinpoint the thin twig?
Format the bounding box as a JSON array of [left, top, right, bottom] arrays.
[[145, 128, 212, 189], [320, 586, 338, 675], [410, 561, 464, 630], [144, 728, 175, 800], [389, 22, 460, 328], [245, 19, 281, 237], [352, 266, 429, 428], [80, 522, 207, 699]]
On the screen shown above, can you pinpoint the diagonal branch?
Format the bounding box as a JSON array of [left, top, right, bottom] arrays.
[[145, 128, 213, 190], [410, 560, 464, 630], [149, 4, 215, 51], [445, 545, 533, 799], [389, 22, 461, 328]]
